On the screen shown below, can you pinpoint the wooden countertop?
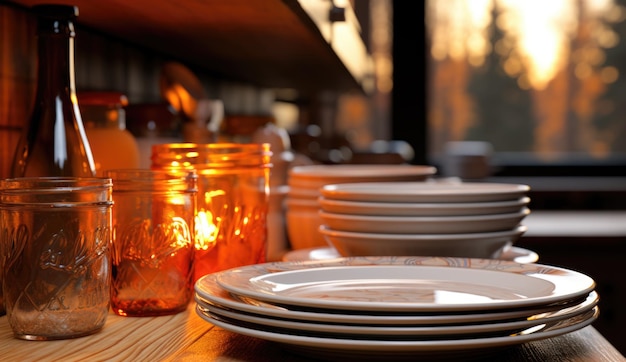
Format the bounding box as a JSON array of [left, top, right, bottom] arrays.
[[0, 304, 623, 362]]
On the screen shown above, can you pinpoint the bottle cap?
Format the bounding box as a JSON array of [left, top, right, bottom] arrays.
[[32, 4, 78, 19], [33, 4, 78, 36]]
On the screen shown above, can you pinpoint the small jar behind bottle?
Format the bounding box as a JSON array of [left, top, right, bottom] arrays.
[[80, 91, 141, 176], [0, 177, 113, 340]]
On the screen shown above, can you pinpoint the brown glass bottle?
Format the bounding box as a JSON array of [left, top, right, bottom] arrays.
[[11, 4, 96, 177]]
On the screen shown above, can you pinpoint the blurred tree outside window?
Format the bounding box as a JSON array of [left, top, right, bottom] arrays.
[[426, 0, 626, 169]]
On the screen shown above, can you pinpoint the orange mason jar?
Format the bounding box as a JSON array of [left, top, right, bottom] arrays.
[[105, 169, 197, 317], [151, 143, 272, 282]]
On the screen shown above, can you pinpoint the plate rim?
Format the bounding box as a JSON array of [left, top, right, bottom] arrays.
[[320, 182, 530, 203], [289, 165, 437, 179], [318, 196, 531, 216], [317, 209, 530, 234], [195, 303, 598, 353], [281, 245, 538, 264], [316, 224, 528, 240], [196, 290, 598, 337], [213, 256, 595, 313], [318, 207, 530, 222], [194, 274, 589, 325]]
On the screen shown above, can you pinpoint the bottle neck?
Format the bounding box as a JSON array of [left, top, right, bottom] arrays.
[[35, 23, 76, 104], [11, 5, 96, 178]]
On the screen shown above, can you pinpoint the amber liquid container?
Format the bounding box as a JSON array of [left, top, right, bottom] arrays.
[[10, 4, 96, 178], [79, 91, 141, 176], [105, 169, 197, 317], [0, 177, 113, 340], [151, 143, 271, 282]]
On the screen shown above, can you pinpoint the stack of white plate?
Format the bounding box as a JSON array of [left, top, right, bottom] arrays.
[[194, 256, 599, 360], [318, 181, 531, 259], [285, 164, 437, 250]]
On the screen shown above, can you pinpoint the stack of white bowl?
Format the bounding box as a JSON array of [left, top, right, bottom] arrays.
[[317, 181, 531, 259], [285, 164, 437, 250]]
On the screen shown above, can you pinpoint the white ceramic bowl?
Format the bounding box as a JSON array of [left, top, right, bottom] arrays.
[[320, 181, 530, 203], [281, 245, 540, 264], [286, 165, 438, 209], [319, 225, 528, 259], [318, 208, 530, 234], [285, 196, 319, 211], [288, 164, 437, 191], [318, 196, 531, 217], [285, 198, 327, 250], [286, 186, 320, 201], [289, 164, 436, 181]]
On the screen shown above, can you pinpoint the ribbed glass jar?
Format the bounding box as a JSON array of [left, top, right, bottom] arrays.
[[151, 143, 271, 282], [105, 169, 197, 317], [0, 177, 112, 340]]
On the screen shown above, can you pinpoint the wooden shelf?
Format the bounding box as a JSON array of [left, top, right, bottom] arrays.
[[7, 0, 373, 94]]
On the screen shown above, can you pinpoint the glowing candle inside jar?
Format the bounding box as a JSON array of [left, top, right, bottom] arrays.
[[195, 210, 218, 251]]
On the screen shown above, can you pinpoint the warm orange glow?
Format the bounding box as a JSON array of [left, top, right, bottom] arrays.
[[371, 0, 393, 93], [427, 0, 623, 157], [427, 0, 619, 90], [428, 0, 493, 63], [194, 189, 226, 250], [195, 210, 218, 251]]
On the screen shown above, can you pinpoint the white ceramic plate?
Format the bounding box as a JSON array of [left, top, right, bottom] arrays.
[[197, 291, 597, 337], [318, 225, 526, 259], [318, 208, 530, 234], [215, 256, 595, 312], [315, 225, 527, 243], [281, 245, 539, 264], [289, 164, 437, 181], [318, 196, 530, 216], [195, 304, 598, 358], [320, 182, 530, 203], [195, 274, 591, 326]]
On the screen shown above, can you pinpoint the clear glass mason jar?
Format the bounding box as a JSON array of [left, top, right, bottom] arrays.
[[150, 143, 271, 282], [0, 177, 112, 340], [105, 169, 197, 317]]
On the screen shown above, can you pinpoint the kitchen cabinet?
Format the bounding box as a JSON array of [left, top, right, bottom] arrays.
[[6, 0, 373, 95], [1, 0, 374, 178]]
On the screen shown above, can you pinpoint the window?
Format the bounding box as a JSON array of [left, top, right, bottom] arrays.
[[394, 0, 626, 177]]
